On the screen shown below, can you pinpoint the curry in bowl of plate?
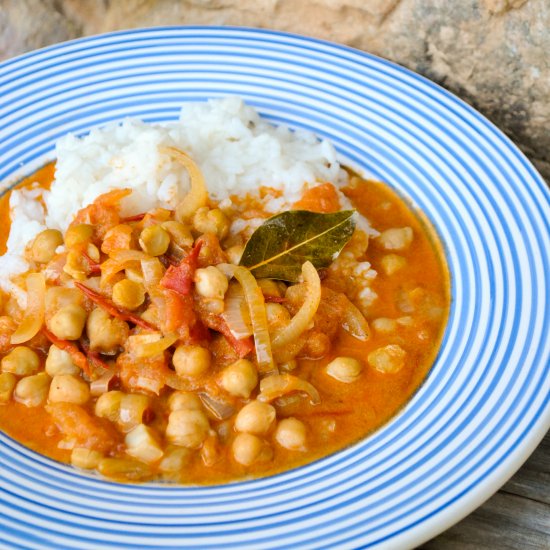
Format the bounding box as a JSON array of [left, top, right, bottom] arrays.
[[0, 98, 449, 484]]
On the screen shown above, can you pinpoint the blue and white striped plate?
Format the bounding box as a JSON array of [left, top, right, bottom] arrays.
[[1, 27, 549, 550]]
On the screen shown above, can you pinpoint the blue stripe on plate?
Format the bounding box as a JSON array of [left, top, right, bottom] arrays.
[[1, 27, 549, 549]]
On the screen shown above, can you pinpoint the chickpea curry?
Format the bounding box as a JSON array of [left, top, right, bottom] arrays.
[[0, 148, 449, 484]]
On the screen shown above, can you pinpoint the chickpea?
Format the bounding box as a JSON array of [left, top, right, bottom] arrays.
[[45, 286, 82, 313], [326, 356, 363, 383], [139, 225, 170, 256], [168, 391, 203, 412], [71, 448, 102, 469], [95, 390, 124, 421], [125, 424, 164, 463], [396, 316, 415, 327], [257, 279, 282, 298], [14, 373, 50, 407], [118, 393, 151, 431], [372, 318, 398, 334], [65, 224, 93, 248], [194, 266, 228, 299], [0, 372, 17, 403], [97, 457, 152, 481], [232, 433, 272, 466], [219, 359, 258, 399], [63, 250, 88, 280], [161, 221, 194, 248], [85, 243, 100, 262], [377, 227, 413, 251], [1, 346, 40, 375], [275, 417, 307, 451], [29, 229, 63, 263], [234, 401, 276, 435], [112, 279, 145, 311], [159, 446, 192, 474], [201, 297, 225, 315], [48, 304, 87, 340], [172, 345, 211, 378], [166, 409, 210, 449], [301, 331, 331, 359], [225, 244, 244, 265], [125, 265, 144, 284], [45, 345, 79, 376], [265, 303, 291, 333], [368, 344, 406, 374], [380, 254, 407, 276], [87, 308, 129, 353], [201, 434, 221, 467], [49, 374, 90, 405], [193, 207, 229, 239]]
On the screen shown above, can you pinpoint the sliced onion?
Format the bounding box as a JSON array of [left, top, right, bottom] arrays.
[[135, 376, 164, 395], [341, 298, 370, 341], [10, 273, 46, 344], [161, 147, 208, 221], [90, 371, 116, 396], [198, 392, 236, 420], [257, 373, 320, 405], [101, 251, 148, 281], [271, 262, 321, 350], [221, 285, 252, 339], [222, 264, 275, 375], [118, 393, 151, 432], [141, 257, 165, 290], [128, 332, 178, 358], [109, 250, 150, 263], [164, 372, 200, 391]]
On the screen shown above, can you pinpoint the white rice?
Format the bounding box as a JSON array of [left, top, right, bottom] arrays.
[[0, 97, 371, 294]]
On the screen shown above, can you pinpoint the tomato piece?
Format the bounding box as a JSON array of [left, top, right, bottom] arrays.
[[160, 241, 202, 295]]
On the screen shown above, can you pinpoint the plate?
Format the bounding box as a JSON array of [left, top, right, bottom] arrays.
[[1, 27, 549, 549]]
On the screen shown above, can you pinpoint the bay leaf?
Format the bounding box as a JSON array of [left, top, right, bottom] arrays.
[[239, 210, 356, 282]]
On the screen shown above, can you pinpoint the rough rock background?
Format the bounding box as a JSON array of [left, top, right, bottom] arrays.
[[1, 0, 549, 183], [1, 1, 549, 548]]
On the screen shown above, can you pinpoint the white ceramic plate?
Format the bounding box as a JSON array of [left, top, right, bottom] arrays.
[[1, 27, 549, 550]]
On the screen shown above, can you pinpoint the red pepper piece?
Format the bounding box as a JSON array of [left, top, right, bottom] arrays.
[[80, 340, 111, 373], [120, 212, 146, 223], [214, 317, 254, 358], [43, 328, 91, 377], [82, 251, 101, 276], [74, 282, 155, 330], [263, 295, 286, 303], [160, 241, 203, 295]]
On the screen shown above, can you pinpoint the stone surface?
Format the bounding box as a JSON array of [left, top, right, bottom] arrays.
[[1, 0, 549, 181], [0, 2, 548, 544]]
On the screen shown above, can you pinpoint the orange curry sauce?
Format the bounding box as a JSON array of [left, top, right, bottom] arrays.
[[0, 164, 449, 483]]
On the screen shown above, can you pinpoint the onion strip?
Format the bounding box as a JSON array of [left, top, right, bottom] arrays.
[[90, 371, 116, 396], [257, 374, 320, 405], [221, 285, 252, 339], [341, 298, 370, 341], [131, 332, 179, 358], [221, 264, 276, 375], [10, 273, 46, 344], [161, 147, 208, 221], [271, 261, 321, 350], [198, 392, 236, 420]]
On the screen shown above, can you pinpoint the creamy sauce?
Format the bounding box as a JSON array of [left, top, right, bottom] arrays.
[[0, 164, 449, 483]]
